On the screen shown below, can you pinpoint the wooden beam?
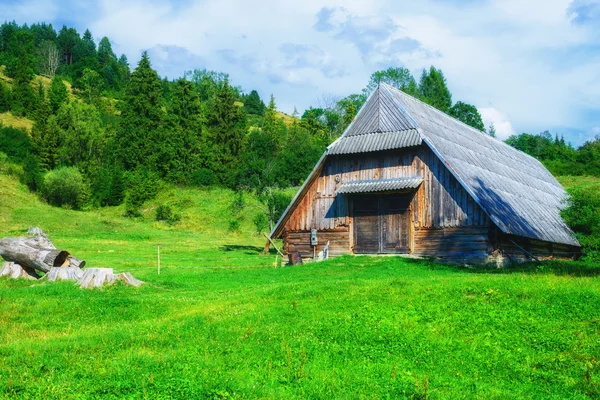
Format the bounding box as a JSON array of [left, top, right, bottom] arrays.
[[263, 234, 284, 258]]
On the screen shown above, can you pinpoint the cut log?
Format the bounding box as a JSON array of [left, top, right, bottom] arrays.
[[0, 236, 69, 273], [0, 262, 39, 280], [77, 268, 144, 289], [63, 255, 86, 269], [45, 267, 83, 282]]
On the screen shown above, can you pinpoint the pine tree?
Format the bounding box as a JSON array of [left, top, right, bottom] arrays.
[[98, 37, 116, 67], [488, 123, 497, 138], [117, 52, 164, 170], [30, 81, 57, 170], [0, 82, 10, 113], [244, 89, 265, 115], [8, 30, 37, 116], [157, 78, 206, 181], [419, 66, 452, 112], [206, 78, 247, 187], [48, 77, 69, 113]]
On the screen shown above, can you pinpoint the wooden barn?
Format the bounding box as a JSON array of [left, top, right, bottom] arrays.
[[268, 84, 581, 264]]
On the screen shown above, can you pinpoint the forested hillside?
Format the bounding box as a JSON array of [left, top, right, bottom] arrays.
[[0, 20, 599, 258]]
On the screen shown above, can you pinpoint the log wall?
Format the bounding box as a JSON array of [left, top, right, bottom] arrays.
[[283, 144, 491, 261], [488, 228, 581, 262]]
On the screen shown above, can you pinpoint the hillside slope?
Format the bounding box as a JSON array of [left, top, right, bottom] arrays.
[[0, 172, 278, 270]]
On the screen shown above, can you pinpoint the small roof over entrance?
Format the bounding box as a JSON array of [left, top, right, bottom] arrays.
[[337, 177, 423, 194]]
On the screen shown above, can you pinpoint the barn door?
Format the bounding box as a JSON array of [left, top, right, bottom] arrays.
[[353, 195, 411, 254], [353, 197, 380, 254], [380, 195, 411, 253]]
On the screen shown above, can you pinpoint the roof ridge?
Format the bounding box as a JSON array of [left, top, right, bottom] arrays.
[[381, 83, 548, 170], [379, 83, 419, 130]]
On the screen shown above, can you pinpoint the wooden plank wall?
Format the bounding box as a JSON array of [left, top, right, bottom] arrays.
[[489, 229, 580, 262], [413, 227, 489, 262], [283, 144, 490, 259], [284, 230, 350, 260]]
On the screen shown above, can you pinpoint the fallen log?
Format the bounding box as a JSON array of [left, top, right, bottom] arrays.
[[0, 236, 69, 273], [0, 262, 39, 280]]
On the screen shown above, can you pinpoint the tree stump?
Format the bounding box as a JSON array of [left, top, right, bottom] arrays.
[[109, 272, 144, 287], [45, 267, 83, 282], [77, 269, 144, 289], [0, 262, 39, 280]]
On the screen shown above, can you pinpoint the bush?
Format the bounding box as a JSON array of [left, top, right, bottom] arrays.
[[562, 187, 600, 262], [155, 204, 181, 225], [253, 212, 268, 234], [42, 166, 89, 209], [228, 218, 241, 232], [124, 167, 160, 217], [192, 168, 216, 187]]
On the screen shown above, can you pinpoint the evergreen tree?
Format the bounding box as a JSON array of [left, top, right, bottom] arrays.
[[98, 37, 116, 67], [157, 78, 206, 181], [56, 26, 79, 65], [7, 30, 36, 116], [48, 77, 69, 113], [30, 82, 58, 170], [73, 29, 96, 62], [0, 82, 10, 112], [6, 30, 36, 80], [263, 95, 285, 146], [206, 78, 247, 187], [419, 66, 452, 112], [29, 22, 56, 46], [117, 52, 164, 169], [488, 123, 497, 138], [80, 67, 103, 104], [55, 101, 107, 173], [244, 89, 266, 115], [448, 101, 485, 131]]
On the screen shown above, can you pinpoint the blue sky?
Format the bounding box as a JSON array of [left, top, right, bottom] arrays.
[[3, 0, 600, 145]]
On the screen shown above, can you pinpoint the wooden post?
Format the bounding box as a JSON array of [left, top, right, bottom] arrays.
[[157, 245, 161, 275], [263, 233, 284, 257]]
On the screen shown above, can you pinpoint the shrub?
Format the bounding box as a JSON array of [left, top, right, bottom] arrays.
[[42, 166, 89, 209], [253, 212, 268, 234], [192, 168, 216, 187], [124, 167, 160, 217], [228, 219, 241, 232], [562, 187, 600, 262], [155, 204, 181, 225]]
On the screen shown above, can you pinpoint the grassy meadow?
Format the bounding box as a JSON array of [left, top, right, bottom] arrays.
[[0, 173, 599, 399]]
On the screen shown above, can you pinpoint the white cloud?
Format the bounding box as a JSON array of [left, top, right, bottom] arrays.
[[478, 107, 516, 140], [8, 0, 600, 145]]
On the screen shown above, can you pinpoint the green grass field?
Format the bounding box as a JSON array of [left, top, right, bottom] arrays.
[[1, 173, 599, 399]]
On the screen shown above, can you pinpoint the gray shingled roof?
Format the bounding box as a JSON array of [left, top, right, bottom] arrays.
[[271, 84, 579, 247], [337, 177, 423, 194], [380, 83, 579, 247], [327, 84, 422, 155]]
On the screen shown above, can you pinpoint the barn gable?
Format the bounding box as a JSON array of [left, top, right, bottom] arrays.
[[270, 84, 579, 249]]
